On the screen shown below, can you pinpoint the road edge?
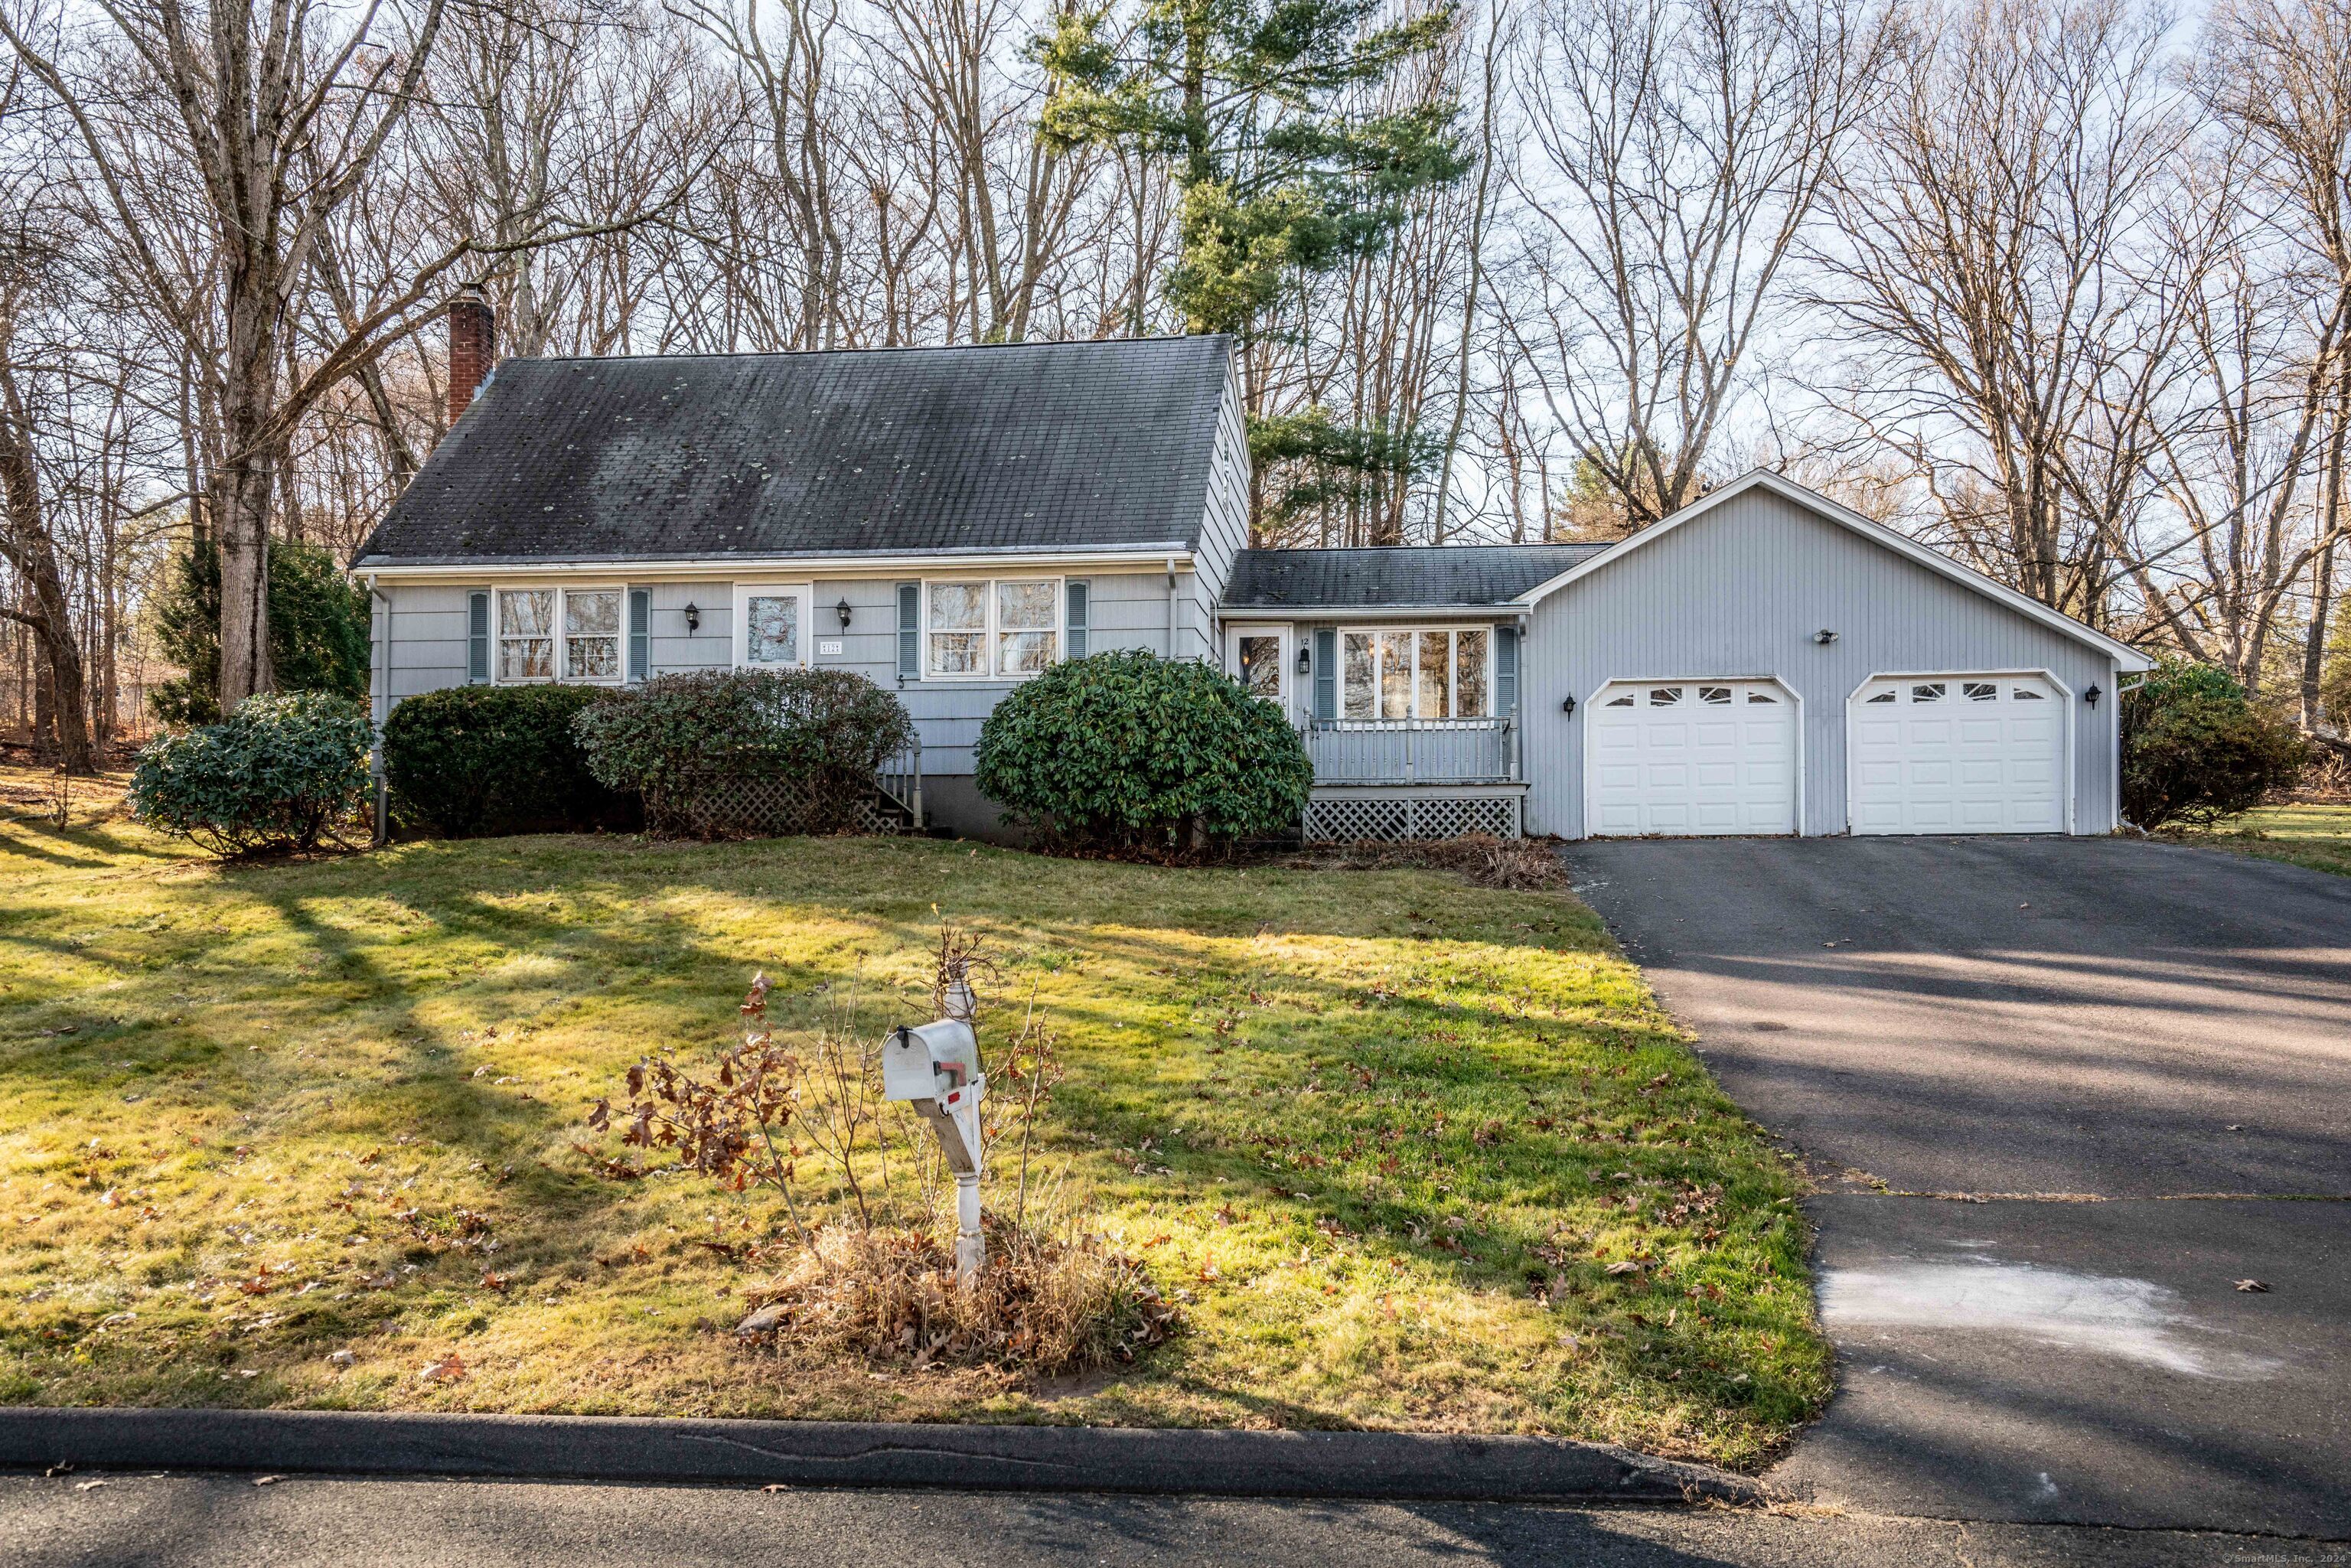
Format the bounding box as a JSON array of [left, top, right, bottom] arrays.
[[0, 1407, 1766, 1504]]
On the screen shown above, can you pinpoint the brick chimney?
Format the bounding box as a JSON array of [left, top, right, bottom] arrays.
[[448, 285, 496, 424]]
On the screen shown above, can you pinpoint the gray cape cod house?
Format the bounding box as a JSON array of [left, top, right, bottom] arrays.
[[357, 331, 2152, 841]]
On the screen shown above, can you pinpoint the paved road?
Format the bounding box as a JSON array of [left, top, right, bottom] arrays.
[[5, 1474, 2343, 1566], [1564, 836, 2351, 1540]]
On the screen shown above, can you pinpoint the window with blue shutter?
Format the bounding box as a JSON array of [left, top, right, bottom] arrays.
[[467, 591, 490, 683], [1495, 626, 1519, 716], [628, 589, 651, 682], [1312, 627, 1337, 720], [1065, 581, 1089, 660], [896, 583, 920, 678]]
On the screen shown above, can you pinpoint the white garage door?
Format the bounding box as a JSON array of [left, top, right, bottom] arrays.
[[1586, 680, 1797, 836], [1848, 674, 2063, 835]]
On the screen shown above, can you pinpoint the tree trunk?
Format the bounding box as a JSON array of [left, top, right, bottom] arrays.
[[0, 367, 96, 772], [2303, 361, 2349, 732]]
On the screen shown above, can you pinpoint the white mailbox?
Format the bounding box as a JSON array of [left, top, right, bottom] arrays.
[[883, 1018, 987, 1280]]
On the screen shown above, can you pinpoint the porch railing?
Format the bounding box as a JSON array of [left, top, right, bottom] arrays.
[[1303, 716, 1519, 785], [877, 740, 923, 829]]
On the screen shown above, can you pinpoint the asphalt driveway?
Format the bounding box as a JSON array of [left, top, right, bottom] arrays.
[[1563, 836, 2351, 1539]]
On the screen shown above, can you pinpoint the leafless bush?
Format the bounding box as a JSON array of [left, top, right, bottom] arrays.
[[588, 936, 1173, 1374], [737, 1219, 1176, 1372]]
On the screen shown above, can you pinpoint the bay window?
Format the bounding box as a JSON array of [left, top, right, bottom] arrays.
[[1340, 626, 1492, 719], [926, 578, 1061, 677]]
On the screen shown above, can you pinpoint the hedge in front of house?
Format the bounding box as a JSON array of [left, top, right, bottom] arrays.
[[382, 684, 639, 837], [129, 692, 374, 859], [2121, 659, 2308, 832], [573, 668, 916, 837], [974, 649, 1312, 851]]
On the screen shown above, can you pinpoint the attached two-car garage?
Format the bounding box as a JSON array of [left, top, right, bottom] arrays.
[[1580, 670, 2069, 839], [1847, 673, 2065, 835]]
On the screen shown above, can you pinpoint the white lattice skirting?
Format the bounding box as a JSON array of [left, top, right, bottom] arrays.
[[1302, 794, 1522, 843], [667, 773, 903, 839]]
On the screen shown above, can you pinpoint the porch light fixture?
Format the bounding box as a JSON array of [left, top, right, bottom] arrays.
[[683, 601, 701, 633], [2085, 683, 2102, 709], [1814, 628, 1839, 644], [1296, 644, 1311, 676], [836, 597, 854, 631], [1560, 694, 1577, 716]]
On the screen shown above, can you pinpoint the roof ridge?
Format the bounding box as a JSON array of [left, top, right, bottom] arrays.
[[511, 334, 1229, 367]]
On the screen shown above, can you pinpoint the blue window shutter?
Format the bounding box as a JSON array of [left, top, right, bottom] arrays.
[[897, 583, 920, 678], [628, 589, 651, 682], [467, 592, 490, 683], [1495, 626, 1519, 716], [1065, 581, 1089, 660], [1312, 627, 1337, 720]]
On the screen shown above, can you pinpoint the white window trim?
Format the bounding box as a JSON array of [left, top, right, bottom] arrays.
[[921, 576, 1065, 680], [1335, 624, 1497, 721], [491, 584, 628, 686], [732, 582, 814, 670], [1226, 623, 1290, 708]]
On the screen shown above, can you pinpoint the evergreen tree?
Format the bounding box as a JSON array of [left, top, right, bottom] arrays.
[[150, 540, 372, 726], [1036, 0, 1469, 532]]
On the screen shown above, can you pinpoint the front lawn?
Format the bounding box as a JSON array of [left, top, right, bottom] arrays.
[[2181, 803, 2351, 878], [0, 771, 1827, 1466]]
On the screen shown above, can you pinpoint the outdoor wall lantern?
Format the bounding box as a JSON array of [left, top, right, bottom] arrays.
[[836, 598, 854, 631], [683, 601, 701, 633], [1560, 694, 1577, 716], [1296, 644, 1311, 676], [2085, 683, 2102, 709]]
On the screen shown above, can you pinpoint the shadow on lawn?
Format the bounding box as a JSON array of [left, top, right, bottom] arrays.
[[2, 832, 1811, 1439]]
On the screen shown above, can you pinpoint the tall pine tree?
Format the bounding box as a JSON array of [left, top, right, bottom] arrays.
[[1036, 0, 1469, 536]]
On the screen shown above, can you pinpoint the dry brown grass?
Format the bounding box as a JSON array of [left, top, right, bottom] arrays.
[[1282, 834, 1570, 891], [739, 1220, 1177, 1373]]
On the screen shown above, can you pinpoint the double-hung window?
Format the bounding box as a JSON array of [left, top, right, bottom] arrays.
[[1339, 626, 1491, 719], [496, 586, 624, 684], [925, 579, 1061, 677]]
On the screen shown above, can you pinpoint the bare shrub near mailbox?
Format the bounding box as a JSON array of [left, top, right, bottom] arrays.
[[586, 963, 1175, 1373], [974, 650, 1312, 852], [573, 668, 915, 837], [128, 693, 373, 859]]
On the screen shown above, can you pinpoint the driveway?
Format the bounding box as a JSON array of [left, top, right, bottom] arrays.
[[1562, 836, 2351, 1539]]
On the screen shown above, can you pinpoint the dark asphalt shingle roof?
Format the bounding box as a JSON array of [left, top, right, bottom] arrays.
[[1220, 543, 1612, 611], [356, 336, 1234, 566]]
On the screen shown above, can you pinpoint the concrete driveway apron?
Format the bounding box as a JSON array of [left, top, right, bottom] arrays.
[[1564, 836, 2351, 1538]]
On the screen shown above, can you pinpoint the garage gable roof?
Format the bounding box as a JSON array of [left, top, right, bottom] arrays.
[[1518, 471, 2154, 672]]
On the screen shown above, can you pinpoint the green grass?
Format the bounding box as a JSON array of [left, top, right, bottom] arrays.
[[0, 773, 1828, 1465], [2182, 803, 2351, 878]]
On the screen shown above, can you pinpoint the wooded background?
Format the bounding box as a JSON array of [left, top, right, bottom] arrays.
[[2, 0, 2348, 769]]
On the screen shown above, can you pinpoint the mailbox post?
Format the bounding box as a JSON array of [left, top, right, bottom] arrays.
[[882, 1017, 986, 1284]]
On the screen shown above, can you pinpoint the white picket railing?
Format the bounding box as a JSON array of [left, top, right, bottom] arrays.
[[1303, 717, 1518, 785]]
